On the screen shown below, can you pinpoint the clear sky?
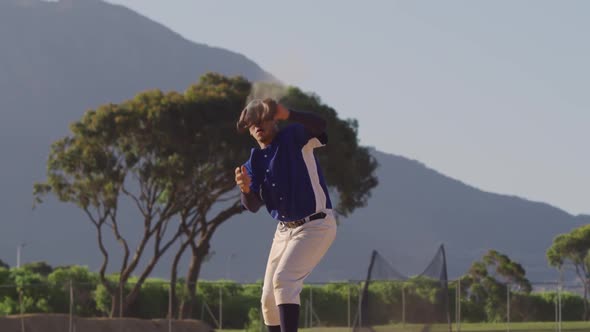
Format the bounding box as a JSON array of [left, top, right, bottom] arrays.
[[106, 0, 589, 215]]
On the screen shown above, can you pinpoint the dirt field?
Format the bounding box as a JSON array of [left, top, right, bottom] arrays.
[[0, 314, 213, 332]]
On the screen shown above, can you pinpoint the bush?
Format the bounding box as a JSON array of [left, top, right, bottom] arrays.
[[246, 307, 263, 332], [47, 265, 98, 316], [132, 280, 169, 319], [0, 265, 586, 327]]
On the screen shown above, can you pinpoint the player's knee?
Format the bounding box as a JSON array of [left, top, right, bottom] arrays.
[[272, 271, 286, 291], [260, 289, 281, 325], [272, 271, 303, 305], [260, 288, 274, 308]]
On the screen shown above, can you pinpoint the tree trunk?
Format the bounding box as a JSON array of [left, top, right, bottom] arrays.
[[110, 291, 120, 317], [110, 295, 117, 318], [170, 240, 191, 319], [179, 244, 208, 319], [169, 272, 179, 319], [176, 202, 242, 319], [584, 282, 589, 321], [123, 244, 180, 317], [109, 282, 127, 317]]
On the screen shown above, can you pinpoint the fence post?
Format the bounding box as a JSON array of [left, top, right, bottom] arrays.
[[310, 287, 313, 327], [168, 284, 172, 332], [348, 282, 351, 330], [455, 280, 458, 332], [457, 279, 461, 332], [358, 283, 362, 327], [69, 281, 74, 332], [201, 301, 205, 320], [554, 290, 558, 332], [559, 269, 563, 332], [219, 284, 223, 330], [19, 287, 25, 332], [119, 282, 125, 332], [119, 282, 123, 318], [402, 283, 406, 326], [506, 284, 510, 332], [304, 299, 309, 328]]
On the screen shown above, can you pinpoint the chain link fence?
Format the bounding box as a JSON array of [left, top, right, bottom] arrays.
[[1, 279, 589, 331]]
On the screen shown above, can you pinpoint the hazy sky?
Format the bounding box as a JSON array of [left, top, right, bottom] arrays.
[[106, 0, 589, 215]]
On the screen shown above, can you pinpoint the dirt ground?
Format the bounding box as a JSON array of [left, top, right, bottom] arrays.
[[0, 314, 213, 332]]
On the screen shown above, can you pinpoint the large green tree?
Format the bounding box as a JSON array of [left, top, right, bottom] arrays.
[[481, 250, 532, 293], [35, 73, 378, 319], [35, 73, 252, 317], [547, 224, 590, 320], [463, 249, 531, 322], [173, 81, 379, 318]]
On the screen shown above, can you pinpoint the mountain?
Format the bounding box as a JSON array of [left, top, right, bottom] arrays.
[[205, 149, 587, 283], [0, 0, 273, 272], [0, 0, 585, 284]]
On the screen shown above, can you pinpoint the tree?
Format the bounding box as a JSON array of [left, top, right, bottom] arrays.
[[0, 259, 8, 269], [9, 268, 51, 314], [482, 250, 531, 293], [172, 81, 379, 318], [547, 224, 590, 320], [47, 266, 99, 316], [463, 250, 531, 322], [35, 73, 378, 319], [34, 73, 253, 316]]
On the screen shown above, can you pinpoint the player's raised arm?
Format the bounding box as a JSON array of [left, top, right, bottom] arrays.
[[278, 103, 327, 138]]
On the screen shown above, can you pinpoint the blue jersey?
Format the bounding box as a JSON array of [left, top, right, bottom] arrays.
[[243, 123, 332, 222]]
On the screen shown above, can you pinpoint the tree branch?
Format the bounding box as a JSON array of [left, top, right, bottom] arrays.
[[108, 208, 130, 274], [88, 207, 113, 294], [121, 184, 147, 218]]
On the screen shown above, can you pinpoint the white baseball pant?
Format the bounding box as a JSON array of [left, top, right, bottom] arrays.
[[261, 210, 337, 326]]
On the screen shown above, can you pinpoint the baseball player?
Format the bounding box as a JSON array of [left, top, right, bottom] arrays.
[[235, 98, 337, 332]]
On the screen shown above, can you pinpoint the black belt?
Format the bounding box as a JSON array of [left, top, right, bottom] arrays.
[[280, 212, 327, 229]]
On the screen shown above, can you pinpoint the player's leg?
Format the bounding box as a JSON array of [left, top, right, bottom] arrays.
[[273, 212, 337, 332], [261, 223, 291, 330]]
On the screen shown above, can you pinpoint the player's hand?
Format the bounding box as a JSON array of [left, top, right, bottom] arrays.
[[274, 103, 290, 121], [235, 165, 251, 194]]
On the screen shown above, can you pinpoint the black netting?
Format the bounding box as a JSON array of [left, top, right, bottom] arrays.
[[353, 245, 451, 332], [419, 246, 447, 281], [371, 251, 408, 281]]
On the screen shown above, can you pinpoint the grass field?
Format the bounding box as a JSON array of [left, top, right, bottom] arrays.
[[371, 321, 590, 331], [224, 321, 590, 332]]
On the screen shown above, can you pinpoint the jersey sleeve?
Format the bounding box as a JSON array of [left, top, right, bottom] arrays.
[[240, 156, 264, 212], [290, 123, 328, 149], [243, 158, 260, 194], [287, 110, 328, 149]]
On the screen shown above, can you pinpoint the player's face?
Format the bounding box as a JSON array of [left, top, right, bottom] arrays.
[[249, 119, 277, 145]]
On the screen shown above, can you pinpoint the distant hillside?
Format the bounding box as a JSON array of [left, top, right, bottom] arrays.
[[205, 149, 587, 282], [0, 0, 584, 284]]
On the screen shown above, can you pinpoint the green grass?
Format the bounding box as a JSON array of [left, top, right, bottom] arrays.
[[316, 322, 590, 332], [220, 321, 590, 332], [447, 321, 590, 331]]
